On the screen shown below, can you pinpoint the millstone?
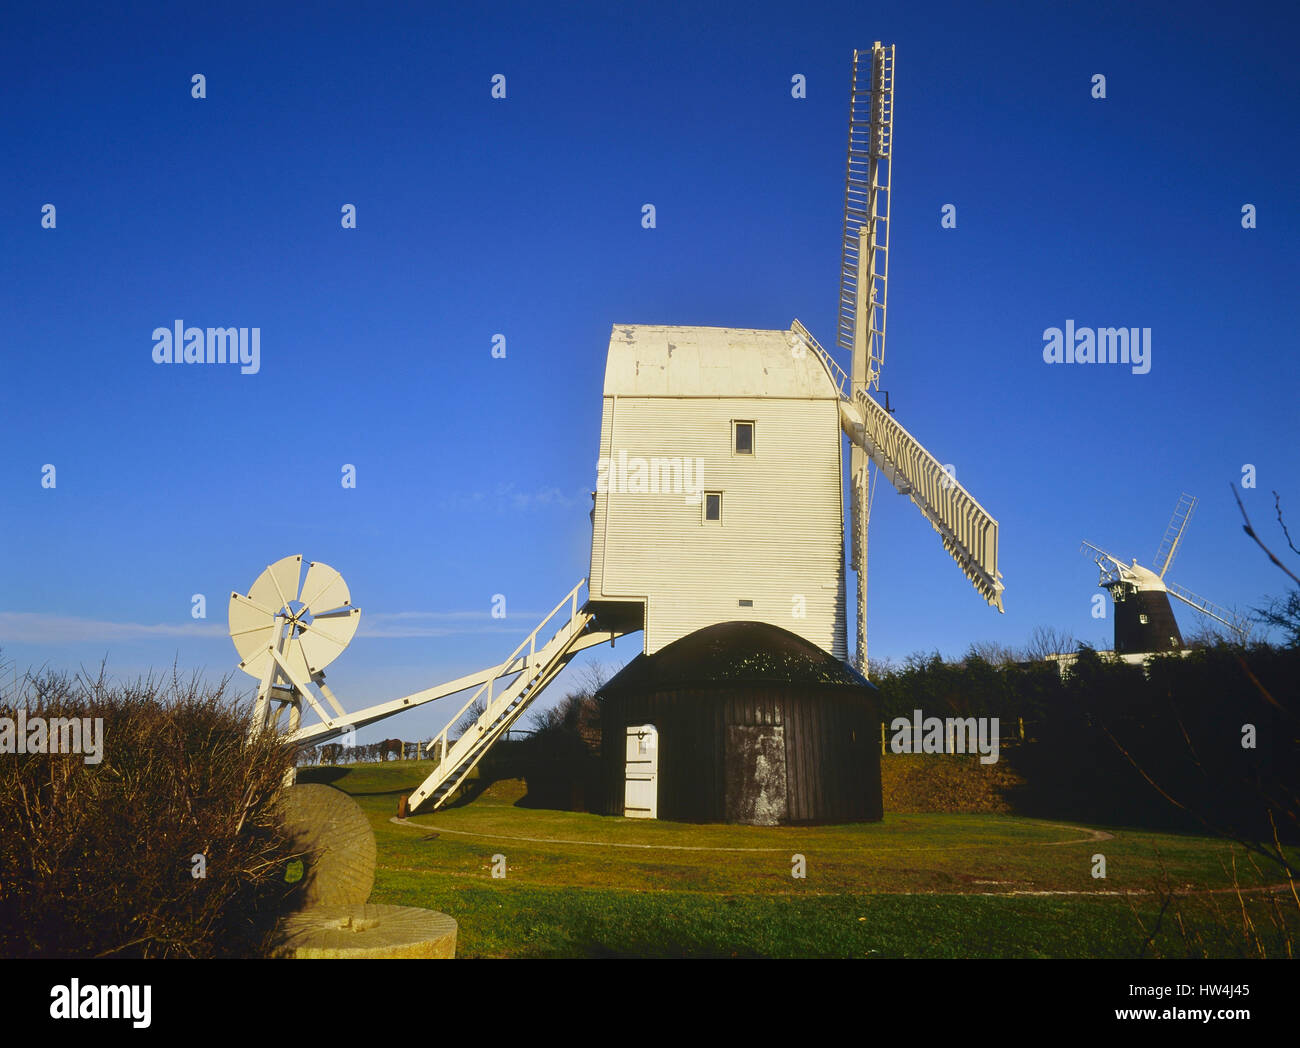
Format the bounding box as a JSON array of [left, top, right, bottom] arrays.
[[280, 783, 376, 908], [276, 904, 458, 959]]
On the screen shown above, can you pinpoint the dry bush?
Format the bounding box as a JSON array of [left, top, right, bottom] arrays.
[[0, 666, 301, 958]]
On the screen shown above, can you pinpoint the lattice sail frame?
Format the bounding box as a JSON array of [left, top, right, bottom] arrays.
[[838, 43, 894, 393], [841, 44, 894, 677], [828, 45, 1005, 675]]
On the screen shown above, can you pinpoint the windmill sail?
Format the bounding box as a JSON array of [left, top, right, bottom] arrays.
[[839, 43, 893, 389], [1154, 493, 1196, 578], [1166, 581, 1250, 640], [841, 43, 895, 676], [839, 391, 1004, 610], [794, 321, 1004, 612], [833, 43, 1003, 676]]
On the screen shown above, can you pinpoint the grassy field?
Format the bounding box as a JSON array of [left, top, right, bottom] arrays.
[[303, 761, 1299, 958]]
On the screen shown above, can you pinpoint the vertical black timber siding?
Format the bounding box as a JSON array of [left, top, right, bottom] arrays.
[[1114, 589, 1185, 654], [600, 683, 881, 824]]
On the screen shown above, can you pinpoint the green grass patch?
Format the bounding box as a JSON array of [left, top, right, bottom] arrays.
[[304, 761, 1298, 958]]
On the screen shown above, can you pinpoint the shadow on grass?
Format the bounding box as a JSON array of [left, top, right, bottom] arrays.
[[441, 777, 499, 808], [301, 763, 512, 810], [295, 766, 351, 785]]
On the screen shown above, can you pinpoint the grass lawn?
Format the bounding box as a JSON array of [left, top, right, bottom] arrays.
[[302, 761, 1299, 958]]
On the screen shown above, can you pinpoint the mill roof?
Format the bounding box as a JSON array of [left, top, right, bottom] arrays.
[[602, 324, 842, 399], [598, 621, 871, 696]]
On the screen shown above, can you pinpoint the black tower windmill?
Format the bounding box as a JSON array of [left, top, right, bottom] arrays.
[[1081, 493, 1249, 654]]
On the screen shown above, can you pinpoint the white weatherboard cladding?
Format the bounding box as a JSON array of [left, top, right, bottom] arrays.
[[590, 393, 847, 659], [603, 325, 835, 399]]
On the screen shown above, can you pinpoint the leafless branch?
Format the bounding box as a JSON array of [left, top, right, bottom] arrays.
[[1275, 491, 1300, 557], [1231, 484, 1300, 586]]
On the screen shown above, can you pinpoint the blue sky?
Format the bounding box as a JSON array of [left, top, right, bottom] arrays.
[[2, 1, 1297, 742]]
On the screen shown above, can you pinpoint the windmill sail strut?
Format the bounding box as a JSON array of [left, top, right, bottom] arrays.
[[832, 43, 1004, 676]]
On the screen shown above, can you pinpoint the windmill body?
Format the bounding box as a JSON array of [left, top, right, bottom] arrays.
[[1082, 493, 1249, 658], [588, 44, 1004, 674], [586, 310, 1005, 667], [229, 44, 1005, 817], [587, 324, 848, 660], [1081, 548, 1185, 654]]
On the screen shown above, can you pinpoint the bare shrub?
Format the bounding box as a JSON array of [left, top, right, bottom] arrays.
[[0, 665, 301, 958]]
